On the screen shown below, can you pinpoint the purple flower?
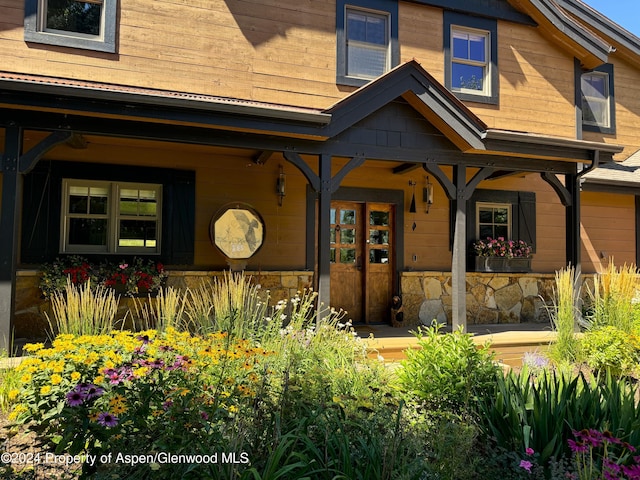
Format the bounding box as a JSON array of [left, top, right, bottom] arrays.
[[65, 390, 85, 407], [519, 460, 533, 473], [97, 412, 119, 427], [162, 400, 173, 410], [136, 334, 151, 344], [78, 383, 104, 400], [568, 439, 589, 453], [525, 447, 534, 456]]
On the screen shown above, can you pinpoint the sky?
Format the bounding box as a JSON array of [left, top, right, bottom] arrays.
[[582, 1, 640, 38]]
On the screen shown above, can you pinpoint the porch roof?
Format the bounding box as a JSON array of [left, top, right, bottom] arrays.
[[582, 149, 640, 188]]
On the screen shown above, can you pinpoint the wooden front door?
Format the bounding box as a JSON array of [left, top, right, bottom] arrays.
[[330, 201, 394, 324]]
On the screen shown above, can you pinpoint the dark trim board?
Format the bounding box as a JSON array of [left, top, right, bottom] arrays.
[[405, 0, 536, 25]]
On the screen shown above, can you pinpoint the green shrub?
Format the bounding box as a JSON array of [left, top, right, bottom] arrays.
[[397, 322, 500, 416], [580, 326, 640, 377]]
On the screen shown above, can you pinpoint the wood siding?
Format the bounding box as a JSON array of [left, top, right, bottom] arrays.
[[1, 0, 638, 145]]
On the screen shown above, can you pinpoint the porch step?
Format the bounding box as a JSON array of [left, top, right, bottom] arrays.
[[361, 325, 556, 368]]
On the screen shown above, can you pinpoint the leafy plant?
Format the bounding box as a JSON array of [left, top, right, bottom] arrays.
[[40, 255, 95, 298], [397, 322, 500, 416], [478, 367, 640, 470], [580, 326, 640, 377]]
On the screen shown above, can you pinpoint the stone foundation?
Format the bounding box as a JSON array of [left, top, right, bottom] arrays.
[[400, 271, 584, 327], [14, 270, 314, 340]]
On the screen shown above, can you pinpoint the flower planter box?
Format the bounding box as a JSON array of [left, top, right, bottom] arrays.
[[475, 256, 532, 273]]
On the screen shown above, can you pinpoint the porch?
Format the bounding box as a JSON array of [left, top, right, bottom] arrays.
[[359, 321, 555, 368]]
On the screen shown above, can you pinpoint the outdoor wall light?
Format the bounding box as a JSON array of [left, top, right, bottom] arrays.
[[276, 165, 286, 206], [423, 176, 434, 214]]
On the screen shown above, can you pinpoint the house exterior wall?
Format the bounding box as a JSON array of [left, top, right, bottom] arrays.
[[3, 0, 637, 146]]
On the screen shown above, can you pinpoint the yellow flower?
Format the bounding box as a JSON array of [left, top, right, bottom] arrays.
[[109, 394, 126, 407], [93, 375, 105, 385], [23, 343, 44, 353], [112, 403, 127, 415], [8, 404, 27, 421], [20, 373, 32, 383], [40, 386, 52, 396], [51, 374, 63, 385], [227, 405, 239, 414], [70, 371, 81, 382], [8, 389, 19, 401]]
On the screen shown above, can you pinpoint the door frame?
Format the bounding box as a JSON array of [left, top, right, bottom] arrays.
[[305, 185, 405, 300]]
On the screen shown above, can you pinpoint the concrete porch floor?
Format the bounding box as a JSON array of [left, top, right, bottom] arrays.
[[356, 322, 556, 367]]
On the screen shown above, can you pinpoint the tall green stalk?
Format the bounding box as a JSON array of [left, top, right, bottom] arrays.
[[46, 279, 120, 336], [586, 261, 640, 334], [548, 266, 581, 364]]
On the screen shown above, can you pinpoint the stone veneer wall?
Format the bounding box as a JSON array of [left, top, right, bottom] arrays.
[[400, 271, 595, 327], [14, 270, 314, 340]]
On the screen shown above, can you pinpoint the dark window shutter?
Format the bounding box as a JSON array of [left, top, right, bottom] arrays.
[[162, 171, 195, 265], [20, 163, 61, 264], [517, 191, 536, 253]]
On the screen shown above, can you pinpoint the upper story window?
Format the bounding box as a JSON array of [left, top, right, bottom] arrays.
[[444, 12, 498, 105], [336, 0, 399, 87], [579, 63, 615, 134], [24, 0, 117, 53], [346, 9, 389, 79], [61, 179, 162, 254]]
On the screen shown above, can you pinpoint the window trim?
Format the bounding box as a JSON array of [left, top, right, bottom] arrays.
[[24, 0, 117, 53], [444, 11, 499, 105], [336, 0, 399, 87], [576, 62, 616, 135], [61, 179, 162, 255], [475, 202, 512, 240]]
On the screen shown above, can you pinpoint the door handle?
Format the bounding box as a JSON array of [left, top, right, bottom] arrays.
[[356, 255, 363, 270]]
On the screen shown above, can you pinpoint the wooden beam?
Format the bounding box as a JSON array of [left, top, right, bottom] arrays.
[[283, 151, 320, 192], [392, 163, 421, 175], [451, 165, 467, 332], [330, 155, 365, 193], [541, 172, 572, 206]]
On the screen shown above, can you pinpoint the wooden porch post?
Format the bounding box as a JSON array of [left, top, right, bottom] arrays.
[[0, 126, 23, 353], [424, 162, 495, 332], [451, 165, 467, 331], [566, 173, 581, 272], [317, 154, 332, 315]]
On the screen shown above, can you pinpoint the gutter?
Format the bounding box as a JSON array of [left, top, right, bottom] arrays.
[[482, 129, 624, 154]]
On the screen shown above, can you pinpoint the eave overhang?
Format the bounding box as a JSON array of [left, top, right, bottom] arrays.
[[556, 0, 640, 68], [507, 0, 612, 69], [0, 72, 331, 140], [481, 129, 624, 162]]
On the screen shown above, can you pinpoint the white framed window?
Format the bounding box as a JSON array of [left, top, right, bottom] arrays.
[[345, 7, 390, 80], [61, 179, 162, 254], [581, 71, 610, 128], [451, 27, 490, 96], [24, 0, 117, 53], [476, 202, 511, 240]]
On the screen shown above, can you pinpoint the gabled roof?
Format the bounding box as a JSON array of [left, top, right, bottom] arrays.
[[507, 0, 612, 69], [556, 0, 640, 66], [323, 61, 487, 152], [323, 60, 622, 161]]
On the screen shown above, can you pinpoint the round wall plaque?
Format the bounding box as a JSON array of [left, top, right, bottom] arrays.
[[210, 204, 265, 260]]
